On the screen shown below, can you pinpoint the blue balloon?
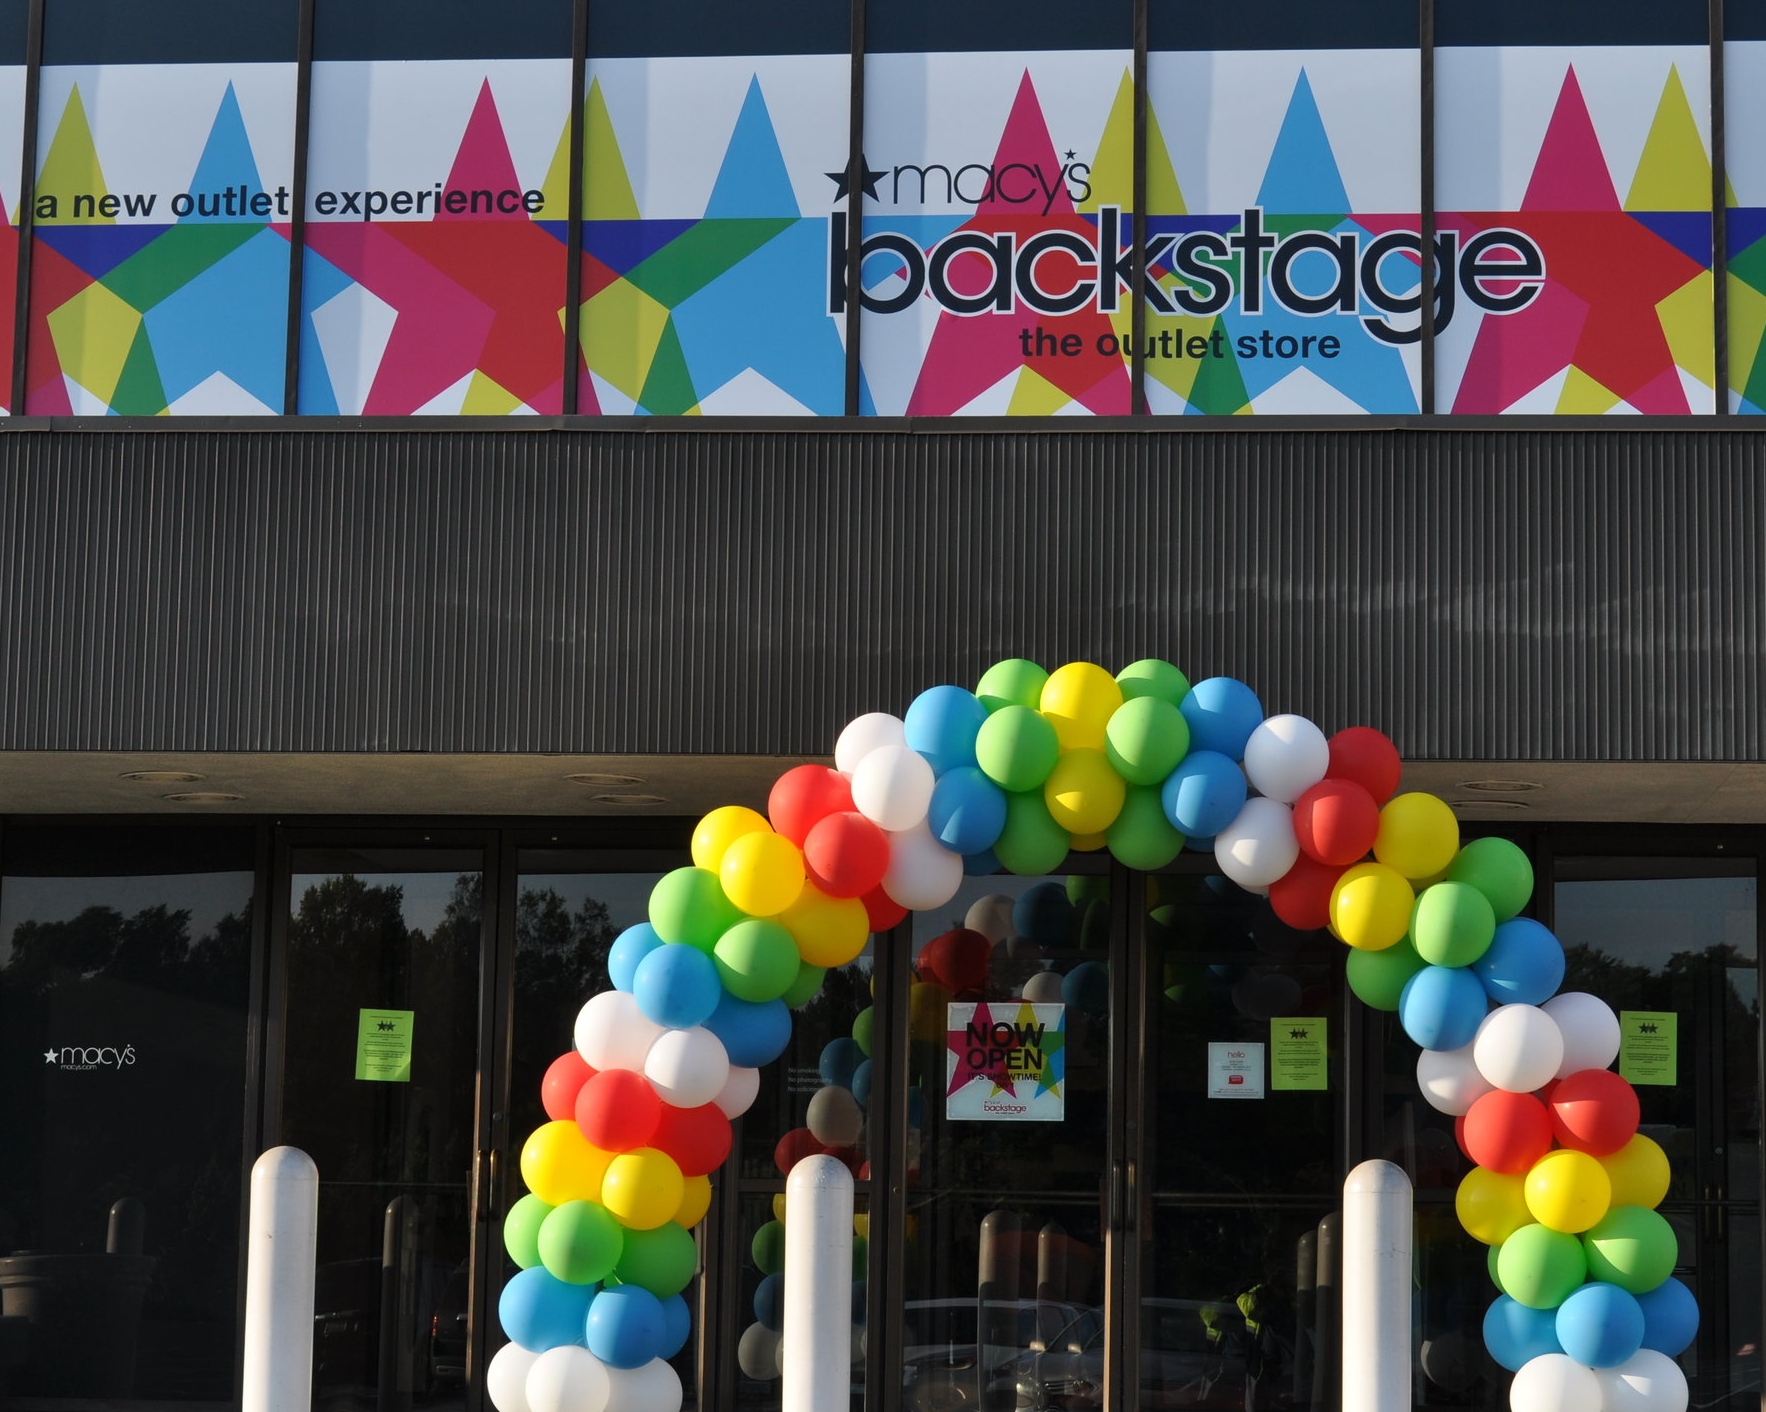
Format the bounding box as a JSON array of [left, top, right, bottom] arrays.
[[754, 1271, 785, 1330], [1013, 882, 1075, 948], [1473, 917, 1566, 1007], [608, 923, 664, 993], [1062, 960, 1111, 1016], [704, 991, 793, 1068], [1183, 833, 1217, 852], [499, 1266, 593, 1352], [1398, 965, 1489, 1051], [587, 1284, 668, 1369], [660, 1293, 693, 1359], [632, 942, 723, 1029], [1637, 1276, 1699, 1356], [1160, 751, 1247, 837], [904, 685, 990, 775], [963, 847, 1002, 876], [906, 1086, 925, 1129], [928, 766, 1008, 855], [1556, 1281, 1646, 1368], [1179, 677, 1264, 760], [819, 1036, 864, 1089], [1483, 1295, 1563, 1371], [851, 1058, 873, 1108]]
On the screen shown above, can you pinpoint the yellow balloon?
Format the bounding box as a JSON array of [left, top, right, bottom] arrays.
[[853, 1213, 869, 1239], [720, 830, 806, 917], [674, 1173, 713, 1229], [779, 882, 868, 967], [603, 1148, 686, 1231], [909, 980, 952, 1043], [691, 805, 771, 872], [520, 1121, 613, 1207], [1525, 1148, 1612, 1233], [1455, 1166, 1534, 1245], [1040, 663, 1123, 751], [1329, 862, 1414, 950], [1069, 830, 1109, 852], [1599, 1134, 1671, 1210], [1374, 793, 1460, 880], [1043, 748, 1127, 834]]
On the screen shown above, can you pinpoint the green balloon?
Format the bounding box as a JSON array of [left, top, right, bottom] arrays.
[[976, 705, 1060, 791], [1496, 1223, 1586, 1309], [1409, 882, 1497, 968], [992, 789, 1070, 875], [1583, 1205, 1678, 1293], [504, 1193, 554, 1269], [781, 960, 826, 1009], [851, 1005, 874, 1056], [752, 1219, 786, 1275], [614, 1221, 698, 1298], [537, 1199, 625, 1285], [714, 918, 801, 1002], [1104, 697, 1191, 785], [1345, 936, 1427, 1011], [1115, 658, 1191, 707], [1107, 784, 1185, 870], [1446, 838, 1535, 922], [650, 867, 744, 951], [1487, 1242, 1502, 1286], [853, 1233, 869, 1280], [976, 658, 1049, 712], [1067, 874, 1109, 906]]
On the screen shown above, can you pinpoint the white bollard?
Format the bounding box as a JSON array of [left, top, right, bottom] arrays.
[[242, 1146, 319, 1412], [782, 1155, 854, 1412], [1341, 1159, 1412, 1412]]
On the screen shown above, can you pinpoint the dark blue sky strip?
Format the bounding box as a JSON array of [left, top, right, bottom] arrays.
[[869, 0, 1130, 54], [1436, 0, 1706, 46], [1728, 0, 1766, 40], [0, 0, 24, 65], [1151, 0, 1416, 52], [315, 0, 572, 60], [45, 0, 298, 63], [591, 0, 847, 57]]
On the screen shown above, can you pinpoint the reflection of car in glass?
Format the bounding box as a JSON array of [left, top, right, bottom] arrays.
[[427, 1268, 468, 1386], [902, 1299, 1092, 1412], [990, 1300, 1236, 1411], [312, 1258, 379, 1398]]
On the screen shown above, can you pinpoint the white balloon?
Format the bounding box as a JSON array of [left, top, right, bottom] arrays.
[[1509, 1352, 1602, 1412], [1214, 797, 1300, 889], [1416, 1042, 1495, 1115], [1023, 970, 1064, 1003], [713, 1063, 761, 1118], [807, 1085, 865, 1147], [964, 894, 1016, 943], [603, 1357, 683, 1412], [1473, 1004, 1564, 1093], [737, 1322, 783, 1381], [1594, 1349, 1690, 1412], [1541, 991, 1621, 1078], [487, 1343, 540, 1412], [835, 712, 906, 774], [1243, 714, 1330, 804], [850, 744, 937, 832], [575, 990, 665, 1073], [525, 1346, 613, 1412], [643, 1026, 730, 1108], [882, 821, 964, 910]]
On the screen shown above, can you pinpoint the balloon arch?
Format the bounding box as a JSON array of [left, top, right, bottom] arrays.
[[486, 659, 1695, 1412]]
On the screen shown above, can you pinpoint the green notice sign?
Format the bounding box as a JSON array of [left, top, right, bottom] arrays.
[[1271, 1017, 1328, 1091], [1619, 1011, 1677, 1086], [355, 1009, 414, 1082]]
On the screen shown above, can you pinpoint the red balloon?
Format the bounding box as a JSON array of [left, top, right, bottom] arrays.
[[774, 1127, 826, 1177], [1549, 1068, 1641, 1156], [769, 766, 856, 846], [1292, 778, 1380, 866], [542, 1050, 596, 1122], [862, 884, 908, 933], [803, 811, 890, 898], [1463, 1089, 1554, 1174], [1453, 1113, 1475, 1163], [1268, 853, 1346, 930], [575, 1068, 662, 1152], [1326, 727, 1403, 804], [653, 1101, 733, 1177], [824, 1144, 866, 1178], [916, 928, 991, 995]]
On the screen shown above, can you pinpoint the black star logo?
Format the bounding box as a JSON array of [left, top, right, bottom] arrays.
[[1064, 150, 1077, 161], [826, 155, 886, 202], [378, 1021, 395, 1032], [1289, 1029, 1308, 1040]]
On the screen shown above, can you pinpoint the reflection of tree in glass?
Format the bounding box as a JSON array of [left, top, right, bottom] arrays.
[[510, 887, 615, 1137]]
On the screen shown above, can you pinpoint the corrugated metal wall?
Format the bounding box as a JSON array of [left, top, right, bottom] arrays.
[[0, 425, 1757, 760]]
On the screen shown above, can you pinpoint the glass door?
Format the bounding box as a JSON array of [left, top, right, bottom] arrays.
[[273, 841, 490, 1412]]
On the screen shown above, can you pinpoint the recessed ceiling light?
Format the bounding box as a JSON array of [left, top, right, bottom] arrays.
[[1448, 798, 1531, 811], [592, 793, 668, 806], [120, 770, 205, 784], [1459, 780, 1543, 793], [565, 773, 646, 788], [161, 791, 244, 804]]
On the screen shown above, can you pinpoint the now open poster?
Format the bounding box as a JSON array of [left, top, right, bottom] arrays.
[[946, 1000, 1066, 1121]]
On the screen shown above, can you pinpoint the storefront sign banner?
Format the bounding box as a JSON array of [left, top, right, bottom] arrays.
[[1270, 1016, 1327, 1090], [1619, 1009, 1677, 1085], [946, 1000, 1065, 1120], [355, 1007, 414, 1082]]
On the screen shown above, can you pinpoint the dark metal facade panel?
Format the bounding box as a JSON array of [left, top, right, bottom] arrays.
[[0, 426, 1758, 760]]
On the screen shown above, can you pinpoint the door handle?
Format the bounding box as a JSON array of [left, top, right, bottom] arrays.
[[487, 1148, 504, 1222]]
